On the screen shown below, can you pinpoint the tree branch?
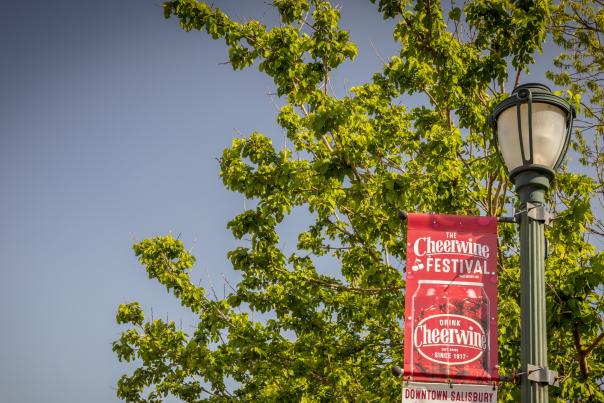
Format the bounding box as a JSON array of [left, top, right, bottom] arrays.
[[583, 330, 604, 356], [572, 321, 589, 379]]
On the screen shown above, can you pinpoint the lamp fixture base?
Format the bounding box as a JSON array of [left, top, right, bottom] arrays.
[[514, 169, 552, 205]]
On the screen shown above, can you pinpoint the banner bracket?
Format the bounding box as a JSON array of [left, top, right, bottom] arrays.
[[527, 364, 560, 387], [399, 210, 525, 224], [526, 202, 555, 225]]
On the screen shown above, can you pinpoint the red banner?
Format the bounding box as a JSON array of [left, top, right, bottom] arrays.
[[404, 213, 498, 384]]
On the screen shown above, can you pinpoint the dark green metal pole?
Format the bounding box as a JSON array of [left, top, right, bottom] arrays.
[[515, 170, 550, 403]]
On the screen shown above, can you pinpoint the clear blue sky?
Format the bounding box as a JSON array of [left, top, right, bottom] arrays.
[[0, 1, 556, 401]]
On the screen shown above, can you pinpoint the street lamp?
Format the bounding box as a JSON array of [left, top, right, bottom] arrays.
[[489, 83, 575, 403]]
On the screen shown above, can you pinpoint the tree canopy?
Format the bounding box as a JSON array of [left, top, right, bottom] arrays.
[[113, 1, 604, 401]]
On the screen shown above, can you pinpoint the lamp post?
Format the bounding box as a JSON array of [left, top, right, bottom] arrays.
[[489, 83, 575, 403]]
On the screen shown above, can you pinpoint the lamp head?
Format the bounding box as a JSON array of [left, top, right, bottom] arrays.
[[489, 83, 575, 182]]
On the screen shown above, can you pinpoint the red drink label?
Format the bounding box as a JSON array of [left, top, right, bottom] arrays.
[[404, 214, 498, 384]]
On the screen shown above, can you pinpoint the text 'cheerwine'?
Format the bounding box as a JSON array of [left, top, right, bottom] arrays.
[[411, 237, 493, 275]]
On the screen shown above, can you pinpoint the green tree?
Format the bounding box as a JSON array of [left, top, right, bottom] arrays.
[[546, 1, 604, 399], [549, 0, 604, 240], [113, 1, 604, 401]]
